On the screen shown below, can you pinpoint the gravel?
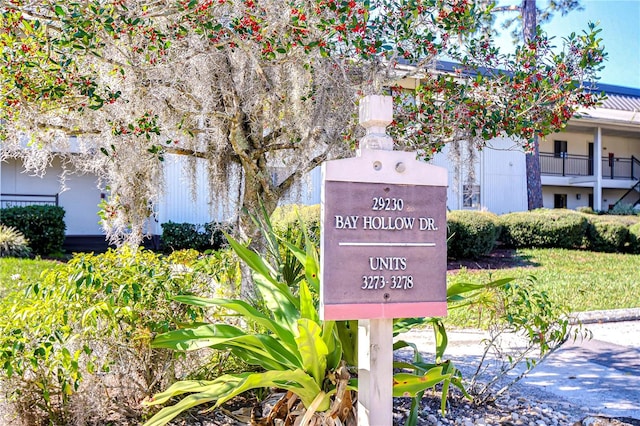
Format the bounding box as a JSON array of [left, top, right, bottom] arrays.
[[393, 388, 597, 426]]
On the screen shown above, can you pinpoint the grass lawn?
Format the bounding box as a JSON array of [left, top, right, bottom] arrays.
[[446, 248, 640, 327], [0, 257, 61, 297]]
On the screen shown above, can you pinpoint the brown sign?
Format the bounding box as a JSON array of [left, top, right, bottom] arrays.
[[320, 150, 447, 320]]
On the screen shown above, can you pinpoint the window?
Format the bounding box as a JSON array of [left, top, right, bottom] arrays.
[[554, 194, 567, 209], [554, 140, 568, 158], [463, 184, 480, 208]]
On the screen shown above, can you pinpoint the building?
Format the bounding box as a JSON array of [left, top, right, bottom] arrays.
[[2, 83, 639, 250], [539, 84, 640, 211]]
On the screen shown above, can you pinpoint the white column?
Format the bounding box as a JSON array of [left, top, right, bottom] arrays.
[[357, 95, 394, 426], [594, 127, 603, 210]]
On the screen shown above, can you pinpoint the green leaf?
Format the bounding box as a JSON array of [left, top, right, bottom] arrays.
[[253, 273, 299, 331], [432, 319, 448, 363], [225, 233, 277, 285], [151, 323, 240, 349], [336, 320, 357, 366], [447, 277, 514, 301], [298, 280, 318, 322], [322, 321, 342, 370], [225, 232, 300, 332], [296, 319, 327, 386], [172, 295, 296, 351], [152, 324, 301, 370], [144, 370, 324, 426], [54, 5, 66, 17], [143, 376, 245, 425], [392, 367, 451, 398]]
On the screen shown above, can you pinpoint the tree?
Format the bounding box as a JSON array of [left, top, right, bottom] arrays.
[[1, 0, 605, 245], [489, 0, 588, 209]]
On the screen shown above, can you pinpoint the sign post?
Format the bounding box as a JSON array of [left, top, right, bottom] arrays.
[[320, 95, 448, 425]]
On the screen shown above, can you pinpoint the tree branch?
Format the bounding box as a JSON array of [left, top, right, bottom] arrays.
[[492, 5, 522, 13], [164, 146, 209, 159]]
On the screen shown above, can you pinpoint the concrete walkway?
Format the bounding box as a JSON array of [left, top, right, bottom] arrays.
[[519, 318, 640, 419], [400, 308, 640, 420]]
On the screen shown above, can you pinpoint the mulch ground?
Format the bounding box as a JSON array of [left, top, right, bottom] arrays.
[[447, 248, 536, 272]]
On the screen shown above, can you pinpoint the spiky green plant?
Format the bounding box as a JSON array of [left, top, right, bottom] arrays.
[[143, 212, 507, 425], [0, 224, 32, 258]]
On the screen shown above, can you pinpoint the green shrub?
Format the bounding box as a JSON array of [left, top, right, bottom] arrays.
[[0, 224, 32, 258], [585, 221, 629, 253], [628, 223, 640, 254], [609, 203, 637, 216], [0, 247, 211, 425], [499, 210, 587, 249], [160, 221, 230, 252], [583, 213, 640, 227], [576, 206, 596, 215], [271, 204, 321, 243], [0, 205, 66, 255], [446, 210, 500, 259]]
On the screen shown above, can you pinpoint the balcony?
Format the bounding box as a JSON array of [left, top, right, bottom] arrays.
[[541, 153, 640, 181]]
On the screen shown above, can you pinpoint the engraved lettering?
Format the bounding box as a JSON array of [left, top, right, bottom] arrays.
[[402, 217, 415, 229], [419, 217, 438, 231], [362, 216, 415, 231], [335, 215, 359, 229], [368, 257, 407, 271], [372, 197, 404, 211]]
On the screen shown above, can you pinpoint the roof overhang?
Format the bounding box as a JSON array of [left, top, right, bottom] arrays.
[[569, 107, 640, 138]]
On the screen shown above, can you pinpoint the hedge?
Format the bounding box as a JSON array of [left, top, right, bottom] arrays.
[[585, 220, 629, 253], [499, 210, 588, 249], [160, 221, 230, 252], [447, 210, 500, 259], [0, 205, 66, 255], [628, 223, 640, 254]]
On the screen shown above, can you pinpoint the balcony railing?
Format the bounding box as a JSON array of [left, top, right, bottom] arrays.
[[540, 152, 592, 177], [0, 193, 59, 209], [541, 153, 640, 180]]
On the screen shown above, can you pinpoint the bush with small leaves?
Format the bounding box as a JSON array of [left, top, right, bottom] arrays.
[[585, 220, 629, 252], [0, 205, 66, 255], [499, 210, 587, 249], [0, 224, 32, 258], [161, 221, 230, 252], [628, 223, 640, 254], [466, 276, 587, 403], [447, 210, 501, 259], [576, 206, 596, 215], [0, 248, 211, 425]]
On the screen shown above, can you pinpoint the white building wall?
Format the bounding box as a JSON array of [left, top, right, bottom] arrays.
[[154, 154, 240, 234], [429, 144, 461, 211], [429, 137, 526, 213], [1, 158, 104, 235], [481, 137, 528, 214]]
